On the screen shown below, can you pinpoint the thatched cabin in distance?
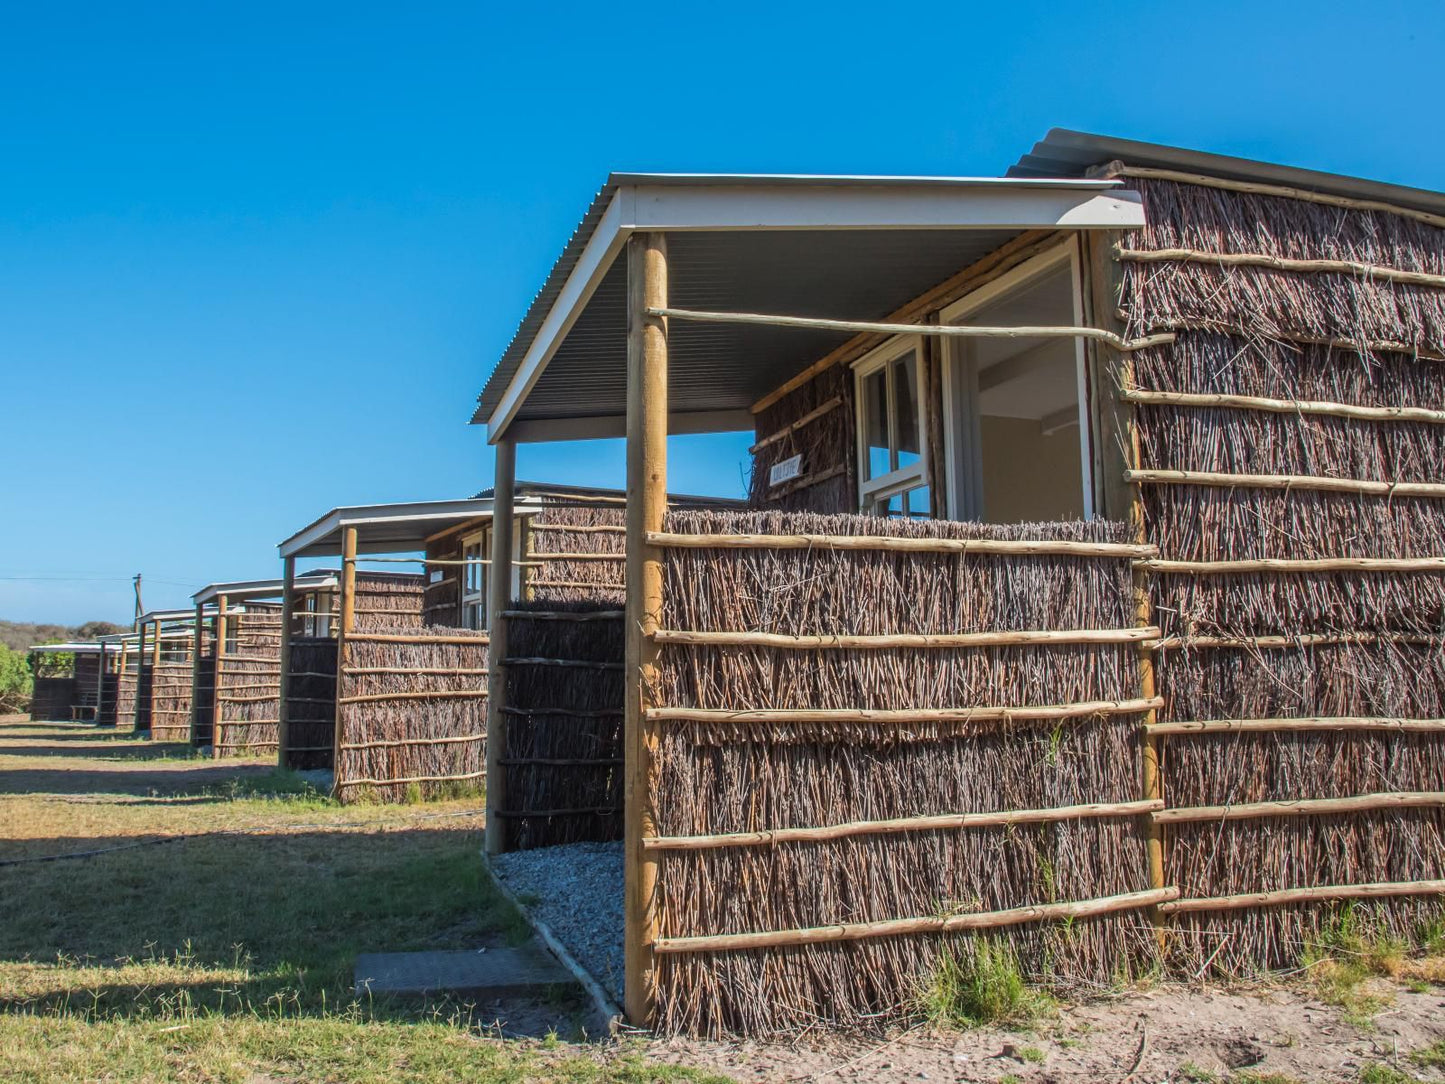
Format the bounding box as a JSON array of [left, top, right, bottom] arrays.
[[189, 573, 339, 756], [473, 133, 1445, 1034], [130, 609, 216, 738], [26, 642, 119, 723]]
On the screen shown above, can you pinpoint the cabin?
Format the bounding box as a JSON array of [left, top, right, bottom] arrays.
[[471, 131, 1445, 1034], [131, 609, 211, 738], [25, 642, 118, 723], [190, 573, 338, 755], [112, 630, 141, 727]]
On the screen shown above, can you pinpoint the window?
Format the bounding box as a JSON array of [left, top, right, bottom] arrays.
[[940, 244, 1093, 523], [855, 339, 930, 517], [303, 590, 335, 638], [460, 531, 486, 630]]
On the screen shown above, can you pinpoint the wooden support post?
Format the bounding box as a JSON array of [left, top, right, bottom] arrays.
[[117, 639, 131, 728], [624, 232, 668, 1029], [95, 642, 107, 723], [190, 603, 204, 746], [277, 556, 296, 768], [148, 618, 162, 734], [484, 439, 516, 856], [212, 595, 228, 758], [333, 526, 358, 791]]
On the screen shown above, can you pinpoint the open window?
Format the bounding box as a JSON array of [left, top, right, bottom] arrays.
[[854, 338, 930, 518], [942, 244, 1093, 523], [460, 530, 487, 630]]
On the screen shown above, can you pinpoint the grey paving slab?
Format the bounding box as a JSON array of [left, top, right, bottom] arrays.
[[354, 946, 576, 999]]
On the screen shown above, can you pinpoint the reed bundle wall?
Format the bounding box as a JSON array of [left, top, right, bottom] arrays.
[[500, 600, 623, 849], [72, 654, 101, 721], [95, 667, 119, 727], [748, 365, 856, 513], [285, 637, 337, 769], [648, 509, 1157, 1034], [334, 625, 488, 802], [424, 533, 467, 626], [115, 650, 140, 730], [524, 501, 627, 604], [214, 606, 282, 756], [135, 650, 154, 733], [151, 645, 197, 742], [1118, 173, 1445, 971], [192, 644, 216, 747], [29, 677, 77, 721]]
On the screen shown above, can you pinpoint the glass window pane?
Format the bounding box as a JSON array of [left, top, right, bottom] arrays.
[[864, 368, 890, 479], [892, 353, 920, 470], [907, 486, 931, 518]]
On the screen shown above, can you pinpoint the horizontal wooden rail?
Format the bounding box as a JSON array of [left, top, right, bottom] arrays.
[[335, 769, 486, 788], [503, 657, 623, 671], [1154, 632, 1440, 651], [343, 632, 489, 645], [1121, 387, 1445, 425], [651, 627, 1160, 650], [647, 696, 1162, 726], [648, 306, 1175, 353], [1116, 245, 1445, 290], [750, 395, 844, 454], [214, 740, 281, 750], [288, 670, 339, 680], [1154, 791, 1445, 824], [1140, 556, 1445, 575], [1152, 716, 1445, 735], [1160, 879, 1445, 914], [522, 579, 626, 591], [501, 609, 625, 622], [644, 799, 1164, 851], [527, 522, 627, 534], [215, 718, 279, 726], [336, 689, 487, 705], [652, 887, 1180, 954], [1126, 468, 1445, 499], [498, 756, 624, 767], [345, 666, 488, 676], [647, 531, 1157, 559], [338, 732, 485, 751]]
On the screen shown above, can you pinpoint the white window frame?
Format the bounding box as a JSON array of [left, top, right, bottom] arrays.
[[460, 529, 487, 630], [852, 335, 928, 514], [938, 240, 1095, 522]]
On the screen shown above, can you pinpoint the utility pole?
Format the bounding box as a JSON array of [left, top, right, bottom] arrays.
[[133, 574, 144, 630]]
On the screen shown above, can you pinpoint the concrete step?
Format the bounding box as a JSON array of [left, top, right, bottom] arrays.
[[354, 946, 577, 1000]]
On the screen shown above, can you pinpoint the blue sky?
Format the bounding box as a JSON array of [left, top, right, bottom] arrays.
[[3, 1, 1442, 624]]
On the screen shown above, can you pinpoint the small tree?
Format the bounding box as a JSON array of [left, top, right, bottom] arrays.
[[0, 643, 32, 715]]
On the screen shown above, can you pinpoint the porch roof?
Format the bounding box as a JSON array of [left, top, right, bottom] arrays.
[[278, 497, 506, 559], [472, 173, 1145, 443], [192, 572, 339, 607]]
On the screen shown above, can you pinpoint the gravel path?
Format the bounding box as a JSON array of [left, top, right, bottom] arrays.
[[492, 841, 624, 1002]]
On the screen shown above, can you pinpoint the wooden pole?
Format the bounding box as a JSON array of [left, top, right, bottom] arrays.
[[333, 526, 357, 791], [624, 232, 667, 1028], [278, 556, 295, 768], [117, 639, 131, 729], [212, 595, 228, 758], [94, 642, 107, 723], [148, 617, 162, 735], [190, 603, 204, 747], [484, 438, 516, 856]]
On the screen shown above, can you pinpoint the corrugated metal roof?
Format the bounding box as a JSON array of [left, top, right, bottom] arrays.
[[1008, 129, 1445, 216]]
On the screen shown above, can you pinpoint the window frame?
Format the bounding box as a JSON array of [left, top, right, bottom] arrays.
[[938, 240, 1095, 522], [852, 335, 928, 514], [459, 529, 487, 630]]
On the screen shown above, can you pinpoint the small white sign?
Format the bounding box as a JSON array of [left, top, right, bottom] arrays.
[[769, 454, 803, 488], [429, 569, 444, 584]]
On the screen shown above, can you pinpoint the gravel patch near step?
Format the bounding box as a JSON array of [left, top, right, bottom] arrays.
[[492, 841, 623, 1002]]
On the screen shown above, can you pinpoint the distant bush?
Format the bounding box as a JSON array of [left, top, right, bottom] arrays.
[[0, 643, 32, 714]]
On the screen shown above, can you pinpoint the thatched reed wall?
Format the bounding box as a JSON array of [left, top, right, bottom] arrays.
[[748, 364, 855, 513], [647, 509, 1159, 1034], [499, 600, 623, 849], [334, 626, 488, 803], [524, 500, 627, 604], [213, 606, 282, 757], [94, 663, 119, 728], [72, 654, 101, 721], [150, 640, 197, 743], [284, 637, 337, 769], [115, 646, 140, 730], [28, 677, 77, 722], [1118, 172, 1445, 972]]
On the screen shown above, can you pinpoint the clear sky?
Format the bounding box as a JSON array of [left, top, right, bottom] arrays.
[[3, 0, 1442, 624]]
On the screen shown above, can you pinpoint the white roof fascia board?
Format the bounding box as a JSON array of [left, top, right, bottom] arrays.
[[192, 573, 338, 606], [278, 499, 501, 559], [485, 179, 1143, 442]]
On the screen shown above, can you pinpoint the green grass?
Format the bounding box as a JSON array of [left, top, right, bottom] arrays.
[[1177, 1062, 1218, 1083], [1355, 1063, 1419, 1084], [0, 719, 725, 1083], [919, 937, 1052, 1028], [1410, 1039, 1445, 1069]]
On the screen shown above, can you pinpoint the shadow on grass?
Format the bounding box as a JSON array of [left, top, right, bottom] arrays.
[[0, 761, 295, 798], [0, 741, 203, 762], [0, 824, 586, 1035]]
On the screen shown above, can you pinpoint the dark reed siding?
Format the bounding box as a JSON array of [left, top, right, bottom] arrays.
[[524, 501, 627, 604], [285, 637, 337, 769], [1120, 174, 1445, 972], [501, 600, 623, 849], [424, 532, 464, 626], [72, 654, 101, 720], [650, 509, 1154, 1035], [115, 650, 139, 731], [748, 364, 856, 513], [214, 606, 282, 757], [29, 677, 77, 721]]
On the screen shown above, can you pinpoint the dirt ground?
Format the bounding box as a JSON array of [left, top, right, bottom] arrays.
[[4, 714, 1444, 1083]]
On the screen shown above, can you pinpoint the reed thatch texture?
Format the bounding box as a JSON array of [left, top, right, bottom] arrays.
[[115, 649, 140, 731], [423, 532, 466, 626], [28, 677, 77, 722], [500, 599, 624, 849], [191, 626, 217, 746], [650, 509, 1156, 1034], [1118, 173, 1445, 971], [748, 364, 855, 513], [333, 627, 488, 803], [284, 637, 337, 769], [214, 606, 283, 757], [150, 637, 195, 742], [524, 501, 627, 604], [353, 572, 426, 631]]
